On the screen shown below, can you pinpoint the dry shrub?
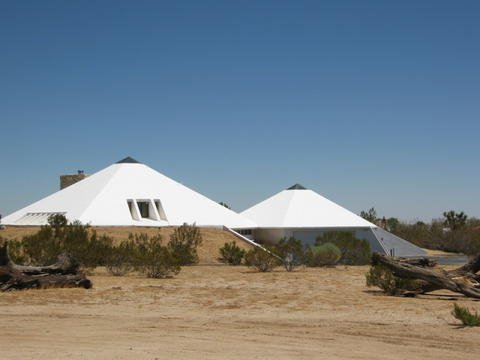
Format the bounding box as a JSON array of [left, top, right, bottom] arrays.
[[365, 264, 420, 295], [219, 241, 245, 265], [274, 237, 305, 271], [168, 223, 202, 265], [131, 233, 180, 278], [244, 246, 280, 272], [105, 241, 136, 276]]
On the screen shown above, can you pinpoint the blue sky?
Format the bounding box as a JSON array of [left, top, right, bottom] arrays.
[[1, 1, 479, 221]]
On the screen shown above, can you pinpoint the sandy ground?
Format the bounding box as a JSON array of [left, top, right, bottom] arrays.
[[1, 265, 480, 360], [0, 226, 252, 263]]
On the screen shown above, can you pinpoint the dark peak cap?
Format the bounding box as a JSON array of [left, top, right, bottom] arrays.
[[116, 156, 141, 164], [287, 183, 307, 190]]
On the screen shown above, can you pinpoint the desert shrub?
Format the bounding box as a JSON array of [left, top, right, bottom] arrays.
[[168, 223, 202, 265], [7, 239, 28, 264], [365, 264, 420, 295], [131, 233, 181, 278], [385, 213, 480, 255], [105, 240, 136, 276], [20, 215, 113, 267], [22, 225, 62, 265], [315, 231, 370, 265], [452, 303, 480, 327], [0, 237, 27, 264], [274, 237, 305, 271], [78, 231, 113, 269], [218, 241, 245, 265], [244, 246, 280, 272], [306, 243, 341, 267]]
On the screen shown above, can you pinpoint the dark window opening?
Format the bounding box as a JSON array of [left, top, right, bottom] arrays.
[[137, 201, 150, 218]]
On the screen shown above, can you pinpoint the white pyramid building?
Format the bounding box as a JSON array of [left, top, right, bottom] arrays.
[[242, 184, 426, 257], [2, 157, 256, 229]]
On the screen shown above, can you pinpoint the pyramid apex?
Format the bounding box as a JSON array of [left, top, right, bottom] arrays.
[[287, 183, 307, 190], [116, 156, 141, 164]]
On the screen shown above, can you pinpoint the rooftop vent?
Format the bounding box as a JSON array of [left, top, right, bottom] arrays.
[[116, 156, 140, 164], [286, 183, 307, 190]]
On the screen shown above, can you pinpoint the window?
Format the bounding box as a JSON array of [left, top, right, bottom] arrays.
[[127, 199, 168, 222], [137, 201, 150, 218]]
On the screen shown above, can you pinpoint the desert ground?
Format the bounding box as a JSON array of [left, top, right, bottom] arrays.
[[1, 264, 480, 360], [1, 226, 480, 359]]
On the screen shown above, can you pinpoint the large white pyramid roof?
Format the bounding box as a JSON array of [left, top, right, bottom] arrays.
[[241, 184, 376, 228], [2, 157, 256, 229]]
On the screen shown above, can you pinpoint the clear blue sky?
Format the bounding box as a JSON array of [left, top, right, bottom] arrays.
[[1, 1, 479, 222]]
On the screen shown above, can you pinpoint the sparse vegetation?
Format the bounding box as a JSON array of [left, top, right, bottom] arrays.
[[315, 231, 370, 265], [1, 216, 206, 278], [131, 233, 181, 278], [443, 210, 468, 231], [0, 237, 26, 264], [306, 243, 341, 267], [365, 264, 420, 295], [218, 241, 245, 265], [274, 237, 305, 271], [168, 223, 203, 265], [360, 207, 378, 223], [19, 215, 112, 268], [362, 209, 480, 255], [105, 240, 136, 276], [452, 303, 480, 327], [244, 246, 280, 272]]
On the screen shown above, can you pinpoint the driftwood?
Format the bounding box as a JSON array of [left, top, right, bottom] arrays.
[[372, 252, 480, 299], [0, 244, 92, 291], [397, 257, 437, 268]]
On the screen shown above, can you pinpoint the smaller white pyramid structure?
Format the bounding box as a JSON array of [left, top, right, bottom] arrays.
[[241, 183, 375, 228], [2, 157, 255, 229], [242, 184, 426, 257]]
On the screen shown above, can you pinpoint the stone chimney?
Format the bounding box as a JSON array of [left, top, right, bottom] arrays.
[[60, 170, 89, 190]]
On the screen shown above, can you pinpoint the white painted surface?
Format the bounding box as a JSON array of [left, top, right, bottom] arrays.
[[242, 187, 426, 257], [242, 188, 376, 228], [2, 162, 256, 229]]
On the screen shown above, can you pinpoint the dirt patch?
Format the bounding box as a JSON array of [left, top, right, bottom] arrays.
[[0, 265, 479, 359]]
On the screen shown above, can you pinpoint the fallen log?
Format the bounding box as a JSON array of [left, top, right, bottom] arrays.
[[371, 252, 480, 299], [0, 245, 79, 275], [0, 244, 92, 291], [448, 254, 480, 276], [397, 257, 437, 267]]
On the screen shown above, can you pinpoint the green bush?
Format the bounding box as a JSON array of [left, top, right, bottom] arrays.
[[218, 241, 246, 265], [274, 237, 305, 271], [168, 223, 203, 265], [20, 215, 113, 267], [365, 264, 420, 295], [105, 240, 136, 276], [306, 243, 341, 267], [378, 212, 480, 255], [131, 233, 181, 278], [0, 238, 27, 264], [244, 246, 280, 272], [21, 225, 62, 265], [452, 303, 480, 326], [315, 231, 370, 265]]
